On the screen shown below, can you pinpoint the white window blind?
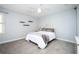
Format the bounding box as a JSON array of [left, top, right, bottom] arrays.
[[0, 13, 5, 34]]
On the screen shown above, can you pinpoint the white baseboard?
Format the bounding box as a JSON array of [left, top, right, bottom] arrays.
[[0, 37, 76, 44], [57, 38, 76, 44], [0, 37, 25, 44]]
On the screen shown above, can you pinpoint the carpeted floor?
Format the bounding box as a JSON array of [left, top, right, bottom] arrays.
[[0, 39, 77, 54]]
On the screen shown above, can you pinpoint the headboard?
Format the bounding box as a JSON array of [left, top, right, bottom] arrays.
[[40, 28, 54, 32], [40, 24, 54, 32]]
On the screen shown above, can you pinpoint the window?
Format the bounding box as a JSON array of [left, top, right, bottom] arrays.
[[0, 13, 5, 34]]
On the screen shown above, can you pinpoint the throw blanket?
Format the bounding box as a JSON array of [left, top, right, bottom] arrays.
[[42, 34, 49, 44]]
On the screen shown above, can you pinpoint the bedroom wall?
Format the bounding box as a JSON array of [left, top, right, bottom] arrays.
[[0, 7, 38, 43], [39, 9, 76, 43], [77, 8, 79, 36]]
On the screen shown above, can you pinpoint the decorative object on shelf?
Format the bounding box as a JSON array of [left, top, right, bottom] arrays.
[[20, 21, 25, 23], [23, 24, 30, 26], [28, 20, 33, 23]]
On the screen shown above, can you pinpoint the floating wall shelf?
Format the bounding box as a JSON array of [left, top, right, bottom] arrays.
[[23, 24, 30, 26], [20, 21, 25, 23], [28, 20, 33, 22]]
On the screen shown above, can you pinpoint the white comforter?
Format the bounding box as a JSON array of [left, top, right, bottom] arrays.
[[25, 31, 56, 49]]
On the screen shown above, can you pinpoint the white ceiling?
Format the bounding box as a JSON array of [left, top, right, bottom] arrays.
[[0, 4, 77, 18]]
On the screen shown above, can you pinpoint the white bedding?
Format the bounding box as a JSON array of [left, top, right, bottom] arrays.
[[25, 31, 56, 49]]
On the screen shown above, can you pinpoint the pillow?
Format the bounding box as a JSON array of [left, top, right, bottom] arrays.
[[41, 28, 54, 32]]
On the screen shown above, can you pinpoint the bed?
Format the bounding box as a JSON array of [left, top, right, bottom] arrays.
[[25, 28, 56, 49]]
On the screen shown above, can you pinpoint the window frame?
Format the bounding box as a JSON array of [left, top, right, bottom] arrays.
[[0, 13, 5, 34]]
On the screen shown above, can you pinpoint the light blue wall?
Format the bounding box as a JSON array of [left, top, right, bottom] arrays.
[[39, 9, 76, 43], [0, 7, 37, 43]]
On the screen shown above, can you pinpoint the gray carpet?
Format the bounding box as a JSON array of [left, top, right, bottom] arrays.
[[0, 39, 77, 54]]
